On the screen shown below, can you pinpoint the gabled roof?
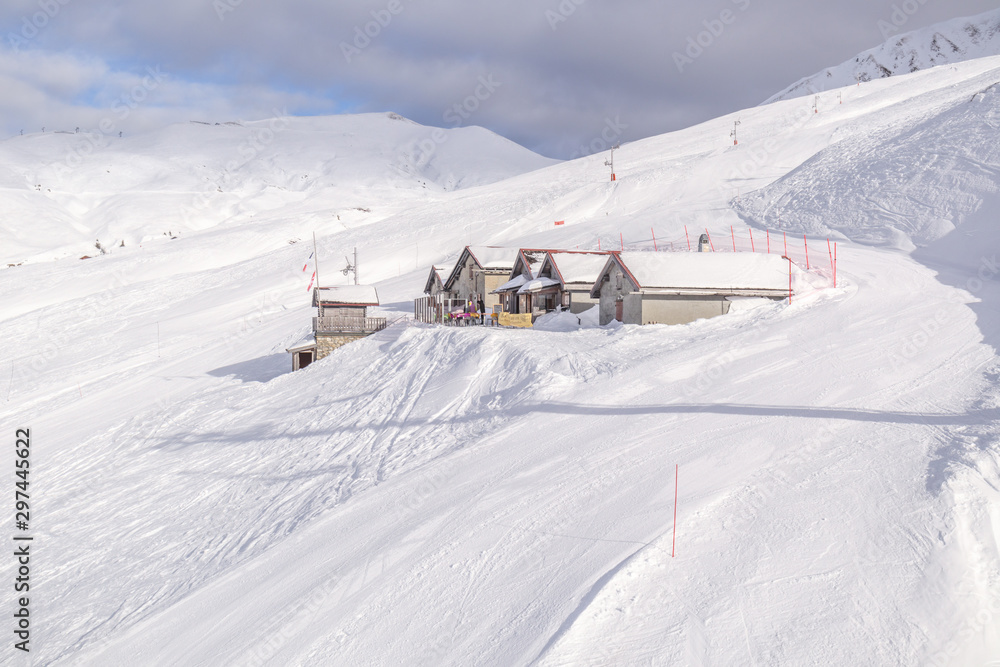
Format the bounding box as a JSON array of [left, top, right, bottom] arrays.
[[313, 285, 379, 306], [423, 263, 455, 294], [590, 252, 791, 298], [539, 251, 611, 287], [443, 246, 518, 290]]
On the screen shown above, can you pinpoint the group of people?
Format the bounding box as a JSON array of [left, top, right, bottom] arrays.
[[446, 297, 488, 325]]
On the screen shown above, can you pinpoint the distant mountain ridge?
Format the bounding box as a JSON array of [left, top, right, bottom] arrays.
[[764, 8, 1000, 103]]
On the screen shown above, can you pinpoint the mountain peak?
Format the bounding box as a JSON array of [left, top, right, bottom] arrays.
[[764, 8, 1000, 104]]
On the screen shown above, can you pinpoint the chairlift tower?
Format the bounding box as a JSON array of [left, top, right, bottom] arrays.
[[342, 248, 358, 285], [604, 144, 620, 182], [813, 96, 819, 114]]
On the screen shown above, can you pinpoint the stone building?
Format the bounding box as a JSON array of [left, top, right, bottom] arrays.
[[286, 285, 386, 370], [590, 252, 791, 325], [442, 246, 517, 312]]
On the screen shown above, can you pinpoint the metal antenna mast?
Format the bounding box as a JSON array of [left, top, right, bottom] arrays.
[[604, 144, 620, 182]]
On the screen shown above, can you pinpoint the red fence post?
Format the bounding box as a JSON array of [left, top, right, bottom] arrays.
[[671, 464, 678, 558], [685, 226, 691, 251], [620, 232, 624, 251], [652, 227, 658, 251], [731, 226, 736, 252], [804, 234, 810, 270], [749, 228, 755, 253], [706, 229, 715, 252]]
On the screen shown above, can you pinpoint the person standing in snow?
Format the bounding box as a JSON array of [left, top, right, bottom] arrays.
[[477, 297, 486, 325]]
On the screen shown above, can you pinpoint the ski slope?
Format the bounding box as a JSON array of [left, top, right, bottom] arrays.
[[2, 51, 1000, 667]]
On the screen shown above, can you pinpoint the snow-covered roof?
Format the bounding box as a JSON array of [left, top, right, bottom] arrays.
[[314, 285, 379, 306], [494, 274, 528, 293], [518, 277, 561, 293], [543, 252, 610, 286], [593, 252, 791, 297], [465, 246, 517, 271], [443, 246, 518, 289], [424, 263, 455, 293], [285, 333, 316, 353]]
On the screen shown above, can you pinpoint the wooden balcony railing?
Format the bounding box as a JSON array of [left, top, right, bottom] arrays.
[[313, 316, 387, 334]]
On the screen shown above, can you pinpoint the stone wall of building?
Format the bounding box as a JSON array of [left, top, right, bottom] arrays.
[[316, 333, 368, 359]]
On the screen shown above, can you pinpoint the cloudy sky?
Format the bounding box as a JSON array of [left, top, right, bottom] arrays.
[[0, 0, 995, 158]]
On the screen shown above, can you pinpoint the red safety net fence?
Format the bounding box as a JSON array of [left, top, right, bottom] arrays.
[[592, 225, 838, 287]]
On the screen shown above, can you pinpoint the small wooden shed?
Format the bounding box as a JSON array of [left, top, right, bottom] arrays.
[[590, 252, 791, 325]]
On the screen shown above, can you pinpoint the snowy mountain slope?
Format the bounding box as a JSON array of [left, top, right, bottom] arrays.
[[0, 112, 557, 265], [2, 52, 1000, 666], [765, 8, 1000, 103], [736, 58, 1000, 248]]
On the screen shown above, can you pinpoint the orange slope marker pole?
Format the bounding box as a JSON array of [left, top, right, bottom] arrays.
[[652, 228, 658, 251], [685, 226, 691, 251], [804, 234, 810, 270], [749, 228, 755, 253], [731, 226, 736, 252]]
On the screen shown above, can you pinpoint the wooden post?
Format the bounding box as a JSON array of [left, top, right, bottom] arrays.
[[788, 258, 793, 303]]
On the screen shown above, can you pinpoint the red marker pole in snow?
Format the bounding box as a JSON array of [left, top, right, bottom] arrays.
[[731, 226, 736, 252], [749, 228, 755, 253], [766, 229, 771, 254], [652, 227, 658, 251], [804, 234, 810, 270], [827, 238, 834, 279], [685, 226, 691, 251], [620, 232, 624, 251], [671, 464, 678, 558], [706, 229, 715, 252]]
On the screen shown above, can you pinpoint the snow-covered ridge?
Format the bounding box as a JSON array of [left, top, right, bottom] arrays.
[[764, 8, 1000, 103], [0, 112, 557, 264]]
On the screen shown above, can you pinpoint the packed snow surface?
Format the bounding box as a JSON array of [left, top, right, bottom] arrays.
[[2, 53, 1000, 666]]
